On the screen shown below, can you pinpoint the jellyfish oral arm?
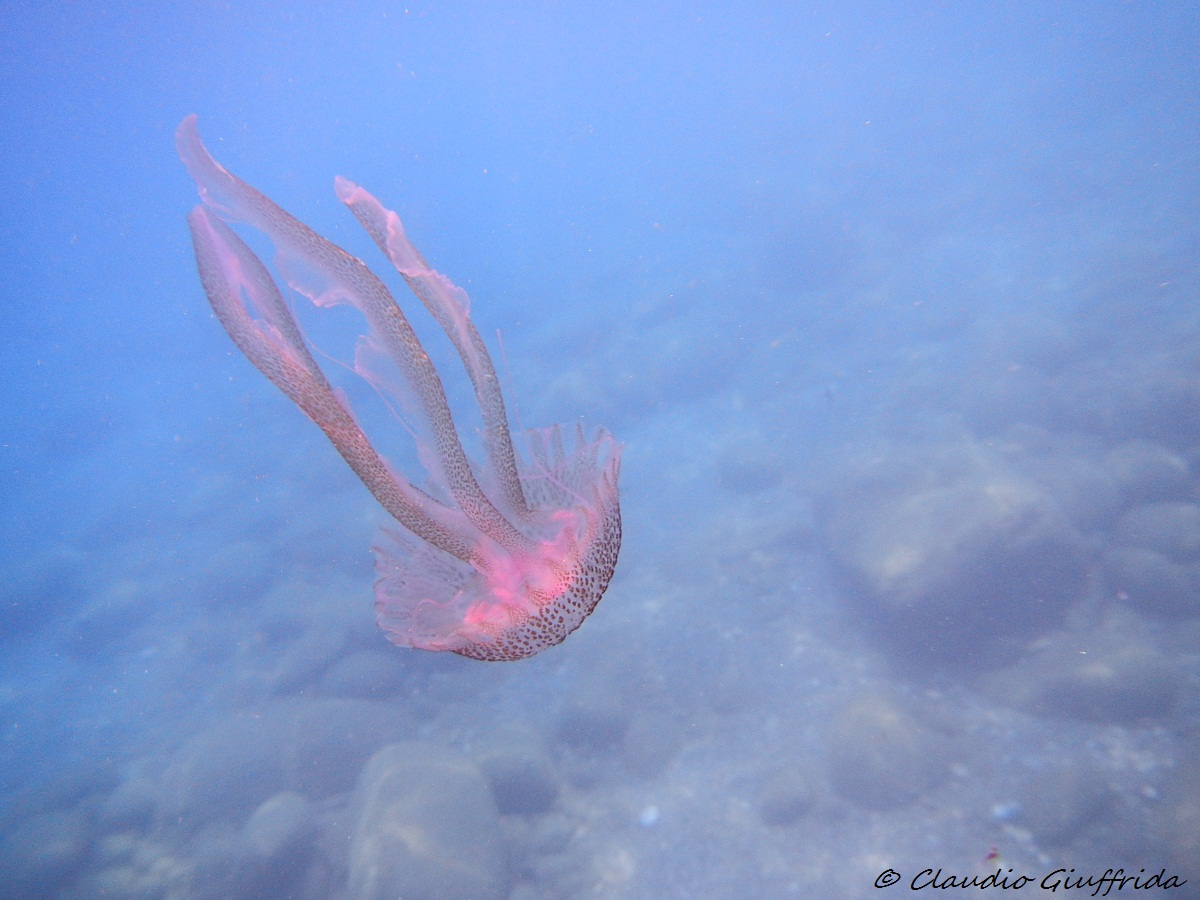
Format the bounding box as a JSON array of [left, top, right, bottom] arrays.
[[176, 115, 528, 559], [335, 177, 531, 525], [184, 205, 475, 563]]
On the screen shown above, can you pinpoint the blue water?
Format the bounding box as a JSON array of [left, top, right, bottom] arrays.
[[2, 3, 1197, 898]]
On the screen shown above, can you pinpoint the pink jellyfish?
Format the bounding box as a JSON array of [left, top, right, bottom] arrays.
[[177, 115, 621, 661]]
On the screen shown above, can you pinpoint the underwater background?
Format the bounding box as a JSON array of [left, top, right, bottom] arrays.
[[1, 2, 1198, 897]]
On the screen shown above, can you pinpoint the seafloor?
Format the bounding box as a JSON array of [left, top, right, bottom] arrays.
[[2, 234, 1197, 899]]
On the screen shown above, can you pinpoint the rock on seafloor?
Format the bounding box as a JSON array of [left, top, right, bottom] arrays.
[[825, 693, 950, 810], [822, 442, 1088, 664], [347, 742, 510, 900]]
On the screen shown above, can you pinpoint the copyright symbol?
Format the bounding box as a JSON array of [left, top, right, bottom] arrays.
[[875, 868, 901, 888]]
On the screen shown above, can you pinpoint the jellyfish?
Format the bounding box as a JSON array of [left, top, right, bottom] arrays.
[[177, 115, 621, 661]]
